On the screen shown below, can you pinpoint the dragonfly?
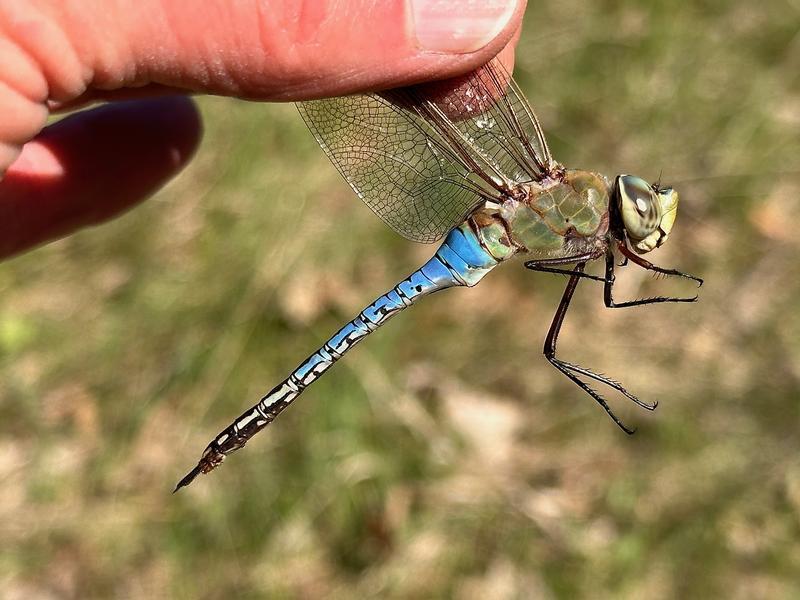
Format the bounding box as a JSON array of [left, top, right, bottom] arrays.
[[175, 61, 702, 491]]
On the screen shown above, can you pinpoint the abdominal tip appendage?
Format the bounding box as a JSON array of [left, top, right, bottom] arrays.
[[173, 446, 226, 493], [173, 463, 204, 493]]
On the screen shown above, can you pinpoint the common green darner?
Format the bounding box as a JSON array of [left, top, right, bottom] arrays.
[[175, 61, 702, 491]]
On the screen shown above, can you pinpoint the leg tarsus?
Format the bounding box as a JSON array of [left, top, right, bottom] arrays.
[[554, 358, 657, 410], [617, 242, 703, 287], [604, 248, 700, 308], [547, 356, 637, 434], [607, 294, 699, 308]]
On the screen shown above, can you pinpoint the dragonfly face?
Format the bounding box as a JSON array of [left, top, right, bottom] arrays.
[[614, 175, 680, 254]]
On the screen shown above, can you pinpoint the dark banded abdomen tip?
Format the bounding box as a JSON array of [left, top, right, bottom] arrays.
[[173, 445, 226, 493], [173, 463, 204, 493]]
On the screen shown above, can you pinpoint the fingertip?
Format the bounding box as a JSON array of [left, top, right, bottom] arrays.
[[12, 95, 202, 179], [0, 96, 203, 258], [135, 95, 203, 170]]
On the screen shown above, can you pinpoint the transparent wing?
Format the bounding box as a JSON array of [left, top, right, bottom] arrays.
[[298, 94, 488, 243], [297, 60, 556, 243], [400, 61, 555, 186]]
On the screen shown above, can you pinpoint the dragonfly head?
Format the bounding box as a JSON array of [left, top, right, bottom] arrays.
[[613, 175, 679, 254]]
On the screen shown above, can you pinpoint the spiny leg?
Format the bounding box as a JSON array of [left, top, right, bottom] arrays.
[[524, 251, 605, 282], [617, 241, 703, 286], [526, 248, 701, 309], [606, 247, 701, 308], [543, 263, 655, 435]]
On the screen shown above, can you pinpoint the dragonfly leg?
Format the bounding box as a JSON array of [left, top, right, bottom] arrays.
[[543, 262, 655, 435], [617, 241, 703, 286], [605, 247, 700, 308], [524, 251, 605, 282]]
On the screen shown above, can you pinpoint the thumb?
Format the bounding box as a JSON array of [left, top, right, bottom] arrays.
[[30, 0, 525, 103]]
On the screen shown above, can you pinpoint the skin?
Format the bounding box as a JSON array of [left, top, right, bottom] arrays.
[[0, 0, 526, 259]]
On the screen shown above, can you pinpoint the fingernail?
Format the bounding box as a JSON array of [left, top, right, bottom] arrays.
[[410, 0, 517, 53]]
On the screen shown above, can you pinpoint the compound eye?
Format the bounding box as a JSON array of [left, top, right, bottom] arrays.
[[617, 175, 661, 243]]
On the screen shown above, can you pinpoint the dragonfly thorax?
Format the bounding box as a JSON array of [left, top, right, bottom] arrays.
[[474, 170, 613, 263]]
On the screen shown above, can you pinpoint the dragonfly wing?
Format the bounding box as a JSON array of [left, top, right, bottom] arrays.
[[397, 61, 554, 185], [297, 60, 556, 243], [298, 94, 488, 243]]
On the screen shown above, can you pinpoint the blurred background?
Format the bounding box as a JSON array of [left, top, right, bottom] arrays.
[[2, 1, 799, 598]]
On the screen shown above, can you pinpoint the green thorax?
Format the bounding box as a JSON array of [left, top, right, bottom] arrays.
[[471, 169, 612, 263]]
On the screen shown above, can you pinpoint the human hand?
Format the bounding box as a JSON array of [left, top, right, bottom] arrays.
[[0, 0, 524, 258]]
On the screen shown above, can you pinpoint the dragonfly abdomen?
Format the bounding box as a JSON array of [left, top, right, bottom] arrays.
[[175, 223, 504, 490]]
